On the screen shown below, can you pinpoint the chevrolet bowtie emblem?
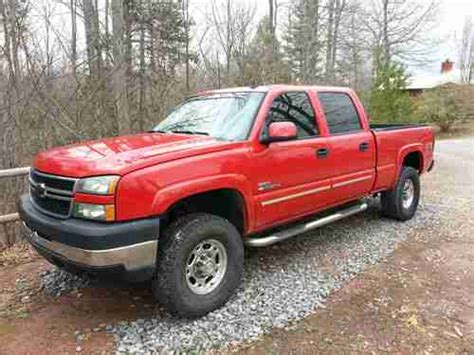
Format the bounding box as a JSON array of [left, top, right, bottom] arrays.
[[36, 183, 47, 198]]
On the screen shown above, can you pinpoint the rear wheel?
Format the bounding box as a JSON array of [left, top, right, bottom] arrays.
[[152, 213, 244, 318], [381, 166, 420, 221]]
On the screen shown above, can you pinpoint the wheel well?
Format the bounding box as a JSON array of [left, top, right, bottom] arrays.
[[403, 151, 423, 172], [162, 189, 246, 235]]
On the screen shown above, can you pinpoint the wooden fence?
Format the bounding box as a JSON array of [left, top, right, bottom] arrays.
[[0, 167, 30, 225]]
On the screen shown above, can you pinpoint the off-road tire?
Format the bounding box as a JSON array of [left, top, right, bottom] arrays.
[[152, 213, 244, 318], [381, 166, 420, 221]]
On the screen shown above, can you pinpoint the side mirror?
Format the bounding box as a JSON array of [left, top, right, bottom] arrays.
[[261, 121, 298, 143]]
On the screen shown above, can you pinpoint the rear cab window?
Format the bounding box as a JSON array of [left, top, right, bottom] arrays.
[[317, 92, 362, 134], [267, 92, 319, 139]]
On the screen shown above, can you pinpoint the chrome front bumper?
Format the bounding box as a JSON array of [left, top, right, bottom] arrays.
[[25, 229, 158, 271], [18, 195, 160, 281]]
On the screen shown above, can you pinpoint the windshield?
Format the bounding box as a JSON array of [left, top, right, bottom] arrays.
[[153, 92, 265, 141]]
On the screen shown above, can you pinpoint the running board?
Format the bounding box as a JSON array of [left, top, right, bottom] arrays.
[[245, 201, 369, 247]]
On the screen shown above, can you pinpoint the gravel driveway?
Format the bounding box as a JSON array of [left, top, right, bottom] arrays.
[[3, 136, 472, 354]]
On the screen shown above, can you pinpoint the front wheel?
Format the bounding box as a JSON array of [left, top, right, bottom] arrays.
[[381, 166, 420, 221], [152, 213, 244, 318]]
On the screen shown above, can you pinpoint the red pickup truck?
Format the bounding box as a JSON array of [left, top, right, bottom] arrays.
[[19, 85, 434, 317]]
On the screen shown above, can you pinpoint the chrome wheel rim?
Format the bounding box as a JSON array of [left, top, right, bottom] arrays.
[[402, 179, 415, 209], [185, 239, 228, 295]]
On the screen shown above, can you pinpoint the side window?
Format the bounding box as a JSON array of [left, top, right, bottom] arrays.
[[317, 93, 362, 134], [268, 92, 318, 139]]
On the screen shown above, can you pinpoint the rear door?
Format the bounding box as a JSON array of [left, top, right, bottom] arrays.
[[251, 91, 333, 230], [316, 92, 376, 202]]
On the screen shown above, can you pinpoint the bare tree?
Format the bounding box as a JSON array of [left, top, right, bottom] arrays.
[[364, 0, 438, 71], [285, 0, 323, 83], [232, 2, 256, 80], [338, 1, 371, 90], [210, 0, 236, 77], [0, 0, 28, 246], [208, 0, 257, 83], [459, 16, 473, 84], [324, 0, 347, 82]]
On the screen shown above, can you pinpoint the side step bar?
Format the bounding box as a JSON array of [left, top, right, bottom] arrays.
[[245, 201, 369, 247]]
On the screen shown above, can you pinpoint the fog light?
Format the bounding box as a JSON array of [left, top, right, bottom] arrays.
[[73, 203, 115, 222]]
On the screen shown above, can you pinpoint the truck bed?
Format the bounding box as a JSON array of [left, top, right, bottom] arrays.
[[370, 124, 434, 192]]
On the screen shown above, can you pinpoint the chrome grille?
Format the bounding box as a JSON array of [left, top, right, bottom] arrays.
[[29, 170, 77, 218]]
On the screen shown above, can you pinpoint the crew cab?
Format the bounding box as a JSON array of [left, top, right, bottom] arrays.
[[18, 85, 434, 317]]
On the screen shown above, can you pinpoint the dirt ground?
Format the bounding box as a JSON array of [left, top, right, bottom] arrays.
[[1, 136, 473, 354], [235, 217, 474, 354]]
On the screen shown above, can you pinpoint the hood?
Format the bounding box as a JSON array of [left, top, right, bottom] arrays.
[[33, 133, 236, 177]]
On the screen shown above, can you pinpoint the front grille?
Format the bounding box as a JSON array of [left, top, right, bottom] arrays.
[[29, 170, 77, 218], [30, 169, 75, 191]]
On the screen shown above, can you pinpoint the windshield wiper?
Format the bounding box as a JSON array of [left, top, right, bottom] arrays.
[[170, 130, 209, 136]]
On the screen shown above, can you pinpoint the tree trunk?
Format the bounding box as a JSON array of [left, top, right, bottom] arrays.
[[112, 0, 130, 134], [104, 0, 111, 68], [382, 0, 390, 66], [83, 0, 101, 76], [138, 0, 146, 131], [183, 0, 190, 92], [70, 0, 77, 75], [325, 0, 335, 81], [226, 0, 231, 76], [304, 0, 320, 83], [0, 0, 21, 246], [124, 1, 132, 81], [93, 0, 102, 73], [331, 0, 345, 83], [269, 0, 276, 59], [8, 0, 20, 80]]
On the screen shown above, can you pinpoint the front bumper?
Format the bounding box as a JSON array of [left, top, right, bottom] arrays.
[[18, 194, 160, 281]]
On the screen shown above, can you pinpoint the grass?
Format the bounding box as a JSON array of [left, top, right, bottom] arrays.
[[435, 120, 474, 140]]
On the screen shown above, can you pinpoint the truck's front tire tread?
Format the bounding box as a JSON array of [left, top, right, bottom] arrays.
[[152, 213, 243, 318]]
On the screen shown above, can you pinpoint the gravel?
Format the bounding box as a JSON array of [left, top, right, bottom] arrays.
[[40, 268, 91, 297], [36, 199, 444, 353], [110, 199, 443, 354]]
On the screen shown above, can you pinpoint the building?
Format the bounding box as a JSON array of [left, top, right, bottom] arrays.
[[406, 59, 461, 96]]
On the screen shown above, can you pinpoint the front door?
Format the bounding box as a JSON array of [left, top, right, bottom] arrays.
[[251, 91, 333, 231]]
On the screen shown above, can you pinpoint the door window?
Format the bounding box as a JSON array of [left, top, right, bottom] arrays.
[[268, 92, 318, 139], [317, 93, 362, 134]]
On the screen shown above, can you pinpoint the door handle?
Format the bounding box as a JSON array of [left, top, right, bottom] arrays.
[[316, 148, 330, 158], [359, 142, 369, 152]]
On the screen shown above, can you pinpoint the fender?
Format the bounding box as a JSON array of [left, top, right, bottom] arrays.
[[396, 143, 425, 177], [151, 174, 255, 233]]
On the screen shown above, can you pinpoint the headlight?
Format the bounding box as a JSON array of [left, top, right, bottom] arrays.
[[73, 203, 115, 221], [76, 176, 119, 195]]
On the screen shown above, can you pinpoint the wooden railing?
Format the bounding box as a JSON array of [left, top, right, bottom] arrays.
[[0, 167, 30, 224]]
